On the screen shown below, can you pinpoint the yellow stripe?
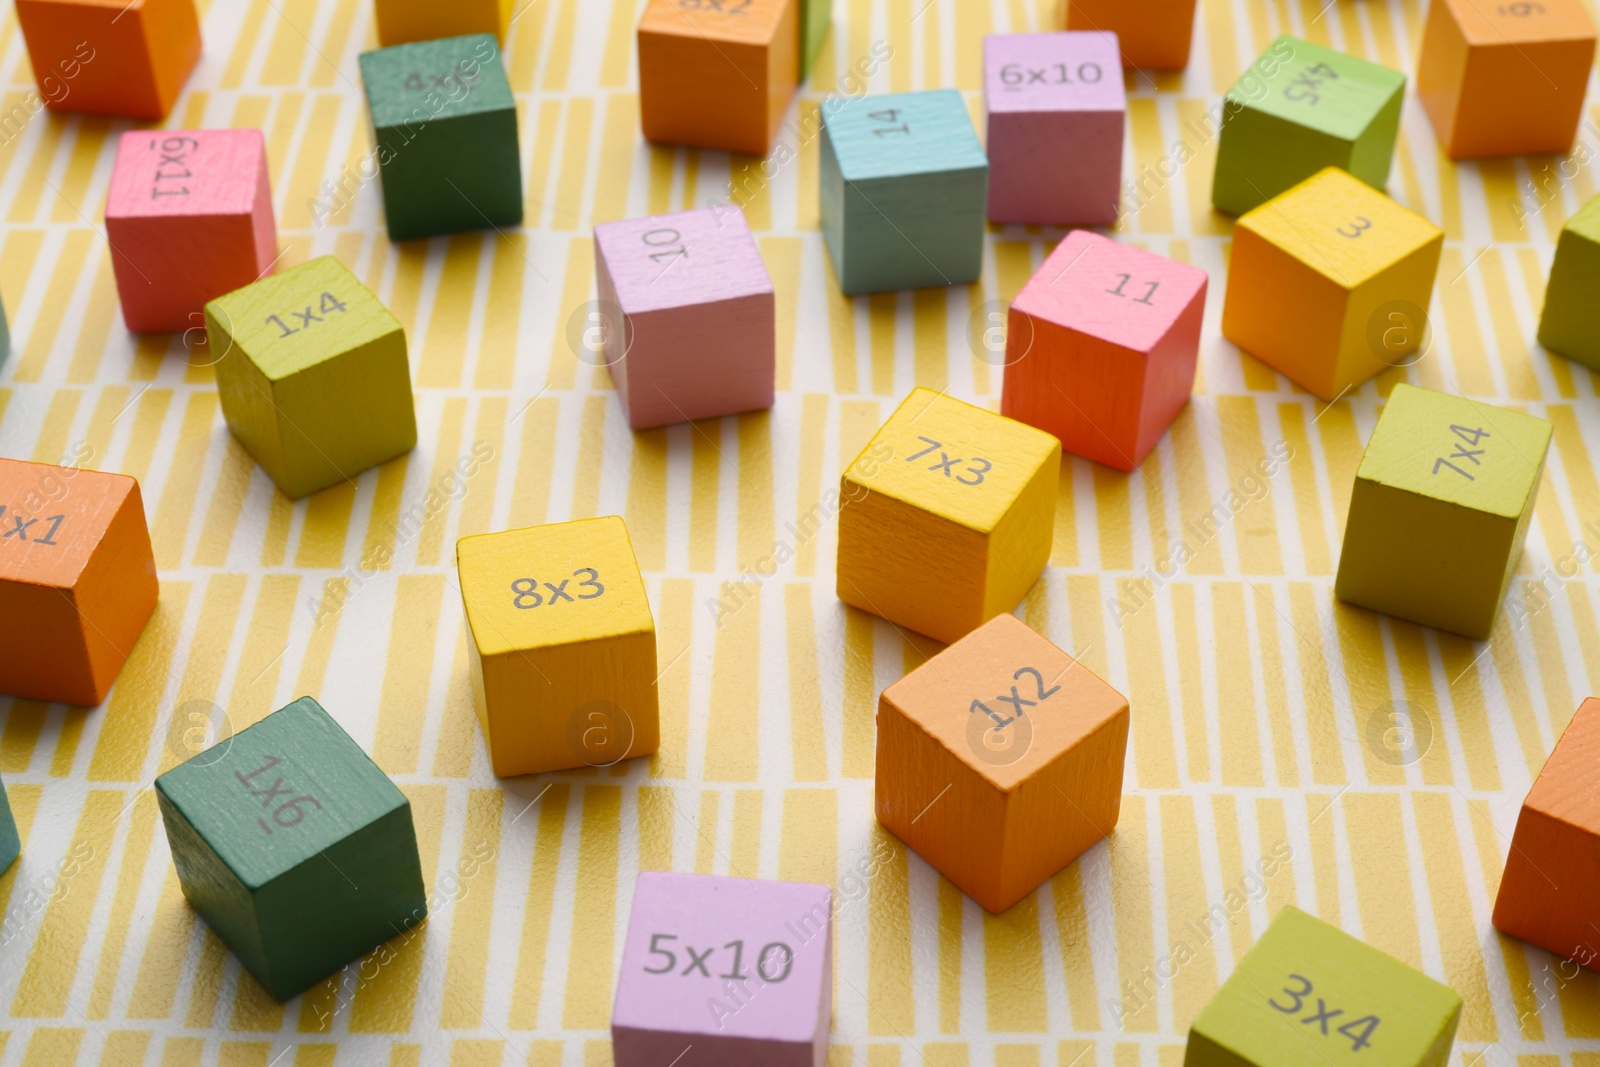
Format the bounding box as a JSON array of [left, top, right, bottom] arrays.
[[1345, 791, 1421, 967], [705, 583, 761, 781], [1169, 584, 1208, 782], [570, 394, 609, 519], [260, 0, 314, 84], [67, 262, 118, 384], [1213, 583, 1263, 785], [1120, 579, 1178, 788], [127, 872, 197, 1019], [417, 238, 482, 388], [508, 785, 569, 1029], [29, 389, 80, 466], [149, 391, 219, 568], [282, 96, 345, 231], [99, 1032, 152, 1066], [786, 584, 829, 780], [561, 786, 621, 1029], [694, 789, 721, 873], [762, 237, 801, 388], [868, 294, 897, 395], [543, 0, 584, 91], [457, 397, 507, 540], [1411, 792, 1496, 1041], [1437, 248, 1495, 396], [598, 0, 637, 86], [374, 575, 447, 774], [594, 94, 640, 230], [1092, 466, 1133, 570], [417, 398, 468, 566], [794, 394, 829, 576], [526, 100, 565, 228], [1128, 100, 1173, 235], [1249, 583, 1298, 785], [193, 440, 257, 567], [953, 0, 989, 89], [911, 289, 947, 388], [546, 239, 594, 390], [475, 235, 528, 390], [228, 576, 302, 729], [85, 792, 159, 1019], [984, 897, 1048, 1031], [432, 633, 477, 777], [508, 397, 559, 529], [1478, 250, 1542, 400], [651, 579, 694, 780], [1256, 798, 1296, 932], [440, 789, 504, 1027], [86, 582, 193, 781], [730, 788, 762, 876], [868, 831, 914, 1035], [1162, 794, 1221, 1029], [552, 98, 596, 230], [0, 784, 42, 917], [1169, 412, 1224, 574], [0, 702, 45, 773], [1111, 794, 1156, 1031], [20, 1029, 82, 1066], [639, 784, 675, 872]]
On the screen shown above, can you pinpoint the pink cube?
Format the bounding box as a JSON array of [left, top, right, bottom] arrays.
[[1002, 230, 1207, 471], [105, 129, 277, 334], [984, 32, 1126, 225], [594, 206, 775, 430], [612, 871, 832, 1067]]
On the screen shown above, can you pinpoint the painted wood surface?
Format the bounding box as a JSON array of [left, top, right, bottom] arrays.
[[15, 0, 201, 119], [0, 775, 19, 877], [374, 0, 513, 47], [1537, 192, 1600, 370], [1065, 0, 1199, 70]]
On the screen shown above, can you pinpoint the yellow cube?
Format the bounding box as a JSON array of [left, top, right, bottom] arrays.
[[374, 0, 511, 46], [1222, 167, 1443, 401], [838, 388, 1061, 645], [455, 516, 659, 776]]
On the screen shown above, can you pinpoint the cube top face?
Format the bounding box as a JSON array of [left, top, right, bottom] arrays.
[[0, 457, 137, 589], [106, 129, 264, 221], [1191, 906, 1461, 1067], [457, 515, 653, 657], [822, 89, 988, 182], [595, 206, 772, 316], [206, 256, 402, 382], [1013, 229, 1208, 352], [1444, 0, 1594, 45], [1356, 384, 1552, 521], [983, 32, 1125, 115], [1563, 192, 1600, 244], [1237, 168, 1443, 290], [614, 871, 831, 1044], [844, 387, 1060, 535], [358, 34, 512, 128], [155, 697, 407, 892], [1230, 36, 1406, 143], [882, 612, 1128, 791], [639, 0, 792, 46], [1525, 697, 1600, 836]]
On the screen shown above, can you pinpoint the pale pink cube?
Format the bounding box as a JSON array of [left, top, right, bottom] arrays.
[[612, 871, 832, 1067], [105, 129, 278, 334], [984, 32, 1126, 225], [594, 206, 775, 430]]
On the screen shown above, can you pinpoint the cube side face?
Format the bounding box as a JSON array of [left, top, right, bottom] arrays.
[[1527, 697, 1600, 835], [138, 0, 203, 118], [0, 775, 21, 875], [374, 108, 522, 241], [210, 309, 292, 494], [70, 481, 159, 704], [1415, 0, 1470, 152], [1332, 234, 1443, 397], [1213, 105, 1354, 216], [108, 213, 264, 334], [1539, 220, 1600, 369], [982, 440, 1058, 618], [155, 785, 272, 986], [986, 109, 1122, 225], [1447, 18, 1595, 158], [1492, 805, 1600, 968], [1066, 0, 1198, 69], [18, 0, 199, 120], [1221, 224, 1348, 399], [1134, 284, 1207, 459], [836, 168, 988, 294], [1344, 81, 1404, 192], [620, 296, 776, 428], [374, 0, 507, 47], [1002, 313, 1150, 471]]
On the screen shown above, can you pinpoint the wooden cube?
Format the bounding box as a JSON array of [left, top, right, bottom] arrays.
[[1212, 36, 1405, 216], [156, 697, 427, 1002], [1222, 167, 1443, 401], [1538, 193, 1600, 370], [821, 89, 989, 295], [1417, 0, 1595, 160], [16, 0, 200, 120], [612, 872, 832, 1066], [876, 613, 1128, 913], [0, 290, 10, 364], [799, 0, 829, 79], [1003, 230, 1207, 470], [456, 516, 660, 777], [359, 34, 522, 242], [838, 388, 1059, 645], [638, 0, 798, 156], [594, 206, 775, 430], [105, 129, 278, 334], [0, 774, 19, 876], [1065, 0, 1198, 69], [1493, 697, 1600, 970], [374, 0, 512, 47], [1185, 906, 1461, 1067], [1334, 384, 1552, 640], [0, 458, 157, 706], [205, 256, 418, 500], [984, 31, 1124, 225]]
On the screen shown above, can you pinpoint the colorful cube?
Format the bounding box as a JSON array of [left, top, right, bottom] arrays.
[[594, 206, 775, 430], [15, 0, 201, 120], [876, 613, 1128, 913], [613, 872, 832, 1067], [1212, 36, 1405, 216], [0, 458, 157, 707], [156, 697, 428, 1002], [1417, 0, 1595, 160], [799, 0, 829, 80], [374, 0, 512, 47], [456, 516, 660, 777], [639, 0, 798, 156], [984, 32, 1124, 225], [1334, 384, 1552, 640], [1493, 697, 1600, 970], [0, 774, 19, 876], [359, 34, 522, 242], [105, 129, 278, 334], [837, 388, 1059, 645], [205, 256, 418, 500], [1003, 230, 1207, 470], [0, 291, 9, 364], [1538, 193, 1600, 370], [1185, 906, 1461, 1067], [1065, 0, 1198, 69], [1222, 167, 1443, 401], [821, 90, 989, 295]]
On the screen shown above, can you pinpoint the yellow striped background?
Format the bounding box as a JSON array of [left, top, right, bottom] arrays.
[[0, 0, 1597, 1062]]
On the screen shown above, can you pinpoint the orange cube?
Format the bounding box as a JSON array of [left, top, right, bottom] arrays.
[[1065, 0, 1199, 70], [1416, 0, 1596, 159], [638, 0, 798, 155], [875, 613, 1129, 913], [15, 0, 201, 121], [0, 459, 158, 706], [1492, 697, 1600, 970]]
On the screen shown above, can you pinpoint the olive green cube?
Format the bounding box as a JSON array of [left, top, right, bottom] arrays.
[[1538, 193, 1600, 370], [1334, 384, 1552, 640], [0, 772, 19, 875]]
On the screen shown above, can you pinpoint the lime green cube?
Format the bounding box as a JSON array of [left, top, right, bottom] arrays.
[[1186, 907, 1461, 1067], [1539, 193, 1600, 370], [1335, 384, 1551, 640]]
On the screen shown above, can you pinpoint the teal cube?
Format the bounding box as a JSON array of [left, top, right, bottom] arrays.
[[821, 89, 988, 295], [0, 291, 9, 366], [1212, 36, 1405, 216], [359, 34, 522, 242], [1538, 193, 1600, 370], [0, 773, 19, 876], [800, 0, 829, 80], [155, 697, 427, 1001]]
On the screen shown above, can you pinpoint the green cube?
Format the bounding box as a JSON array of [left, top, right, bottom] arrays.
[[800, 0, 830, 80], [1335, 384, 1552, 640], [820, 89, 988, 295], [1212, 36, 1405, 216], [359, 33, 522, 242], [206, 255, 418, 500], [1538, 193, 1600, 370], [155, 697, 427, 1001], [1186, 907, 1461, 1067], [0, 773, 19, 876]]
